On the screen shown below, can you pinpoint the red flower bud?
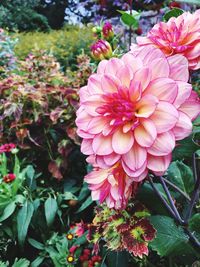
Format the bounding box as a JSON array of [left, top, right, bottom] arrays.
[[3, 173, 16, 183]]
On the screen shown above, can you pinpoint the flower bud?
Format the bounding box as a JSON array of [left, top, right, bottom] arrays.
[[3, 173, 16, 183], [102, 22, 114, 40], [90, 40, 112, 61]]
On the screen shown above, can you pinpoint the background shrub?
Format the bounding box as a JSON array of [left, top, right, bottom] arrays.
[[14, 26, 93, 70]]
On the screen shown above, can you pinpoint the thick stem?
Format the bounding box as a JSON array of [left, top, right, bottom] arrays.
[[162, 177, 191, 201], [159, 176, 185, 225], [184, 228, 200, 248], [148, 176, 177, 220]]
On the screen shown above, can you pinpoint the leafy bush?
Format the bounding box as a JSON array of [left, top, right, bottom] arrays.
[[14, 26, 93, 70]]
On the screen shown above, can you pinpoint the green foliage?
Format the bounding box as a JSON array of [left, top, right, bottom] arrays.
[[0, 0, 49, 32], [168, 161, 194, 194], [163, 8, 184, 21], [150, 216, 189, 256], [14, 26, 93, 70]]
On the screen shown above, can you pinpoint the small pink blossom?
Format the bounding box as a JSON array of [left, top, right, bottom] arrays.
[[0, 143, 16, 153], [137, 10, 200, 70], [76, 45, 200, 208]]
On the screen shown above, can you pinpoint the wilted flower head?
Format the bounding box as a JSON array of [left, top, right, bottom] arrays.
[[90, 40, 112, 61], [137, 10, 200, 70], [102, 22, 114, 40], [76, 44, 200, 208]]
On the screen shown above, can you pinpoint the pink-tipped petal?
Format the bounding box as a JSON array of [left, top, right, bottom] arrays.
[[144, 78, 178, 103], [122, 142, 147, 171], [93, 134, 113, 155], [134, 119, 157, 147], [147, 131, 175, 156], [112, 128, 134, 154], [173, 111, 192, 140], [150, 101, 179, 133], [135, 94, 158, 118], [134, 68, 152, 90], [147, 154, 172, 175]]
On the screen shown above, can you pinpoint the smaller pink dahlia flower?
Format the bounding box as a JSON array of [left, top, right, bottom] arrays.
[[137, 10, 200, 70], [84, 157, 136, 209], [102, 22, 114, 40]]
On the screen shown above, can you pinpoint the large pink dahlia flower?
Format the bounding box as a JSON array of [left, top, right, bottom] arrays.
[[137, 10, 200, 70], [76, 45, 200, 208]]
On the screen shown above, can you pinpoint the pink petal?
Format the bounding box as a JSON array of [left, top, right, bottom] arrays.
[[135, 94, 158, 118], [101, 74, 120, 93], [173, 111, 192, 140], [131, 169, 148, 182], [148, 58, 170, 79], [81, 139, 93, 155], [112, 128, 134, 154], [173, 82, 192, 108], [83, 95, 104, 116], [87, 117, 109, 134], [168, 54, 189, 82], [122, 160, 147, 178], [147, 154, 172, 175], [150, 101, 179, 133], [88, 74, 103, 95], [96, 156, 108, 169], [77, 129, 94, 139], [134, 119, 157, 147], [104, 153, 121, 166], [121, 53, 143, 73], [104, 58, 124, 76], [144, 78, 178, 103], [85, 169, 107, 184], [92, 134, 113, 155], [122, 142, 147, 171], [76, 109, 92, 131], [133, 68, 152, 91], [179, 91, 200, 120], [79, 86, 90, 102], [97, 60, 108, 74], [147, 131, 175, 156], [116, 65, 132, 87], [129, 80, 142, 102]]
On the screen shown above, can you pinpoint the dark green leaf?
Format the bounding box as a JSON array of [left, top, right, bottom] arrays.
[[76, 196, 93, 213], [17, 201, 34, 246], [28, 238, 45, 250], [106, 251, 129, 267], [172, 136, 198, 160], [12, 258, 30, 267], [168, 161, 194, 194], [25, 165, 36, 190], [0, 202, 16, 222], [30, 256, 44, 267], [44, 197, 58, 227], [163, 8, 184, 21], [189, 213, 200, 233], [150, 216, 189, 256]]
